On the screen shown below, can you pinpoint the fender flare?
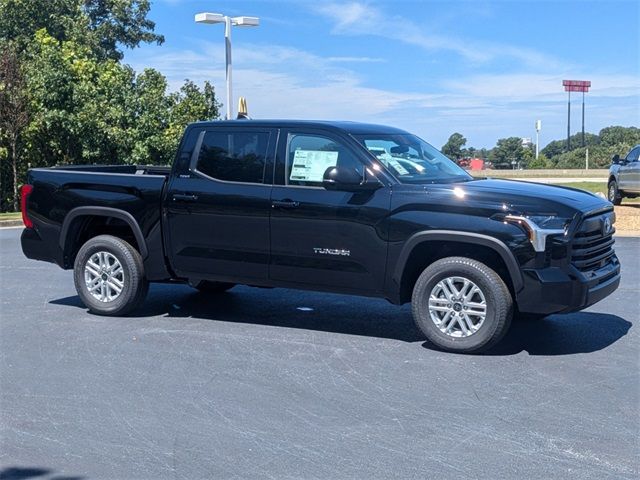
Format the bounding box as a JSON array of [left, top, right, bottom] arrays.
[[394, 230, 523, 292], [60, 206, 148, 258]]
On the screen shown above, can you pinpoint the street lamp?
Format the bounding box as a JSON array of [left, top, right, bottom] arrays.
[[195, 12, 260, 120], [535, 120, 541, 160]]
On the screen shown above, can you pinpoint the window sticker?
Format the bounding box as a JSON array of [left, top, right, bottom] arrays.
[[367, 147, 410, 175], [386, 158, 410, 175], [290, 149, 339, 182]]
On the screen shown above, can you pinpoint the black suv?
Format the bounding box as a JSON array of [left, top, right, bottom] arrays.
[[20, 120, 620, 353]]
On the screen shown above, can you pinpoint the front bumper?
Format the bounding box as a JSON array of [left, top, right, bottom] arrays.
[[516, 255, 620, 314]]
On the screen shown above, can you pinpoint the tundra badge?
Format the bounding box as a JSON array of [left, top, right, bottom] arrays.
[[313, 248, 351, 257]]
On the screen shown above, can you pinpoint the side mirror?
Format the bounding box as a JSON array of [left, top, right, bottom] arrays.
[[322, 166, 381, 192], [611, 154, 620, 164]]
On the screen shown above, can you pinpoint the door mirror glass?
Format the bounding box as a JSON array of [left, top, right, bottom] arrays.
[[611, 154, 620, 164]]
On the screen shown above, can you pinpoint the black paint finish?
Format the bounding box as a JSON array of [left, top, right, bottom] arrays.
[[20, 120, 620, 315]]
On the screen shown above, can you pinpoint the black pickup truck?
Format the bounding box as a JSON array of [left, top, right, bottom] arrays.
[[20, 120, 620, 353]]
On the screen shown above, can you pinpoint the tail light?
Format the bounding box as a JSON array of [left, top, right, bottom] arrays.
[[20, 184, 34, 228]]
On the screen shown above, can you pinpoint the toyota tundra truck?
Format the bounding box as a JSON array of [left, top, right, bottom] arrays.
[[20, 120, 621, 353]]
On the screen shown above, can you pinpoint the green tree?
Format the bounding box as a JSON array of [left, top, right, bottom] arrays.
[[554, 144, 635, 169], [477, 147, 489, 159], [537, 126, 640, 169], [0, 43, 30, 210], [83, 0, 164, 59], [540, 132, 599, 159], [129, 68, 172, 165], [527, 153, 553, 169], [599, 126, 640, 147], [0, 0, 163, 60], [24, 31, 219, 169], [489, 137, 527, 168], [442, 132, 467, 160], [163, 80, 220, 162], [0, 1, 182, 211]]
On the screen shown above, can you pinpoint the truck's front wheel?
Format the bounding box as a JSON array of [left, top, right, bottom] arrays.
[[73, 235, 149, 316], [608, 180, 622, 205], [411, 257, 513, 353]]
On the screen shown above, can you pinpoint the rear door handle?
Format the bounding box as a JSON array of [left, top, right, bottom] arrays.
[[271, 200, 300, 209], [172, 193, 199, 202]]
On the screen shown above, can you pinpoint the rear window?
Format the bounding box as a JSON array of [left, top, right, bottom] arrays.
[[196, 130, 269, 184]]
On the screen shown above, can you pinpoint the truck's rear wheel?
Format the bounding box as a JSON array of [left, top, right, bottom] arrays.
[[411, 257, 513, 353], [73, 235, 148, 316]]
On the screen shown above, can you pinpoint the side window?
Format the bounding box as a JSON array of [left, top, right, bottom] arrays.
[[626, 147, 640, 162], [195, 130, 269, 184], [287, 134, 364, 187]]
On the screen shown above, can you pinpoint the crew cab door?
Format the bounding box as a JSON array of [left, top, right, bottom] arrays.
[[619, 146, 640, 193], [164, 126, 276, 283], [269, 129, 391, 294]]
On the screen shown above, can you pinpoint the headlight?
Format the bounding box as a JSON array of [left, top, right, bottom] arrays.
[[504, 215, 569, 252], [526, 215, 571, 230]]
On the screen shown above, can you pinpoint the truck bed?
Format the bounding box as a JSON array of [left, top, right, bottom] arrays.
[[22, 165, 170, 275]]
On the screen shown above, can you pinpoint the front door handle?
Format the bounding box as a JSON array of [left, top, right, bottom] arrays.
[[172, 193, 199, 202], [271, 200, 300, 209]]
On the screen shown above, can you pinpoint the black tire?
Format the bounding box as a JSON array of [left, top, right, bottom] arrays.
[[411, 256, 513, 353], [193, 280, 236, 293], [608, 180, 622, 205], [73, 235, 149, 316]]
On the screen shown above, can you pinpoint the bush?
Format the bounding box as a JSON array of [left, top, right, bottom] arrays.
[[527, 153, 553, 169], [553, 144, 634, 169]]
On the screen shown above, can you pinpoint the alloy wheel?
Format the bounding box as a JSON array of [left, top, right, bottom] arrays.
[[84, 251, 125, 302], [428, 276, 487, 338]]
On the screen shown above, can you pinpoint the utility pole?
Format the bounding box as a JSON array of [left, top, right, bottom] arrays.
[[585, 148, 589, 170]]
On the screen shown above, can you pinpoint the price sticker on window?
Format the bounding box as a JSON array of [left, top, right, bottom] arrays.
[[290, 150, 339, 182]]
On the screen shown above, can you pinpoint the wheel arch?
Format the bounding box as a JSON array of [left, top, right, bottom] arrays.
[[60, 207, 148, 267], [393, 231, 524, 303]]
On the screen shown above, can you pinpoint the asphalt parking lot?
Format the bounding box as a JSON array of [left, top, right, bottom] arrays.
[[1, 227, 638, 480]]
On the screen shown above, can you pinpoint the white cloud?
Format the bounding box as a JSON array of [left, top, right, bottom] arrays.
[[326, 56, 386, 63], [127, 42, 427, 118], [314, 1, 565, 69], [443, 73, 640, 101], [126, 37, 639, 148]]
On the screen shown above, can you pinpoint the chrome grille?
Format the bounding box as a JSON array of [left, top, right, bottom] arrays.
[[571, 212, 616, 273]]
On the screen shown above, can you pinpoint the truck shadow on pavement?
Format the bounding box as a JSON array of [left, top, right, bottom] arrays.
[[51, 284, 424, 343], [51, 284, 632, 355], [484, 312, 632, 356], [0, 466, 83, 480]]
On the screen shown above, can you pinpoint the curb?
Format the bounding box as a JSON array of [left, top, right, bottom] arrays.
[[0, 220, 24, 228]]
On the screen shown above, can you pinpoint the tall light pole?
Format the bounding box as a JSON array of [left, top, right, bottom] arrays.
[[535, 120, 541, 159], [195, 12, 259, 120]]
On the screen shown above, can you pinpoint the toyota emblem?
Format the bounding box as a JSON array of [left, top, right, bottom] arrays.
[[603, 217, 612, 235]]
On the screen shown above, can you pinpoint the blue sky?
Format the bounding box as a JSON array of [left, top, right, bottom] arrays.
[[125, 0, 640, 149]]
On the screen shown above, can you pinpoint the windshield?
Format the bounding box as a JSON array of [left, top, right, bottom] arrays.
[[354, 134, 472, 184]]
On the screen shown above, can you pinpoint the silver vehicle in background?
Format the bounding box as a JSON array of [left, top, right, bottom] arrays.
[[608, 145, 640, 205]]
